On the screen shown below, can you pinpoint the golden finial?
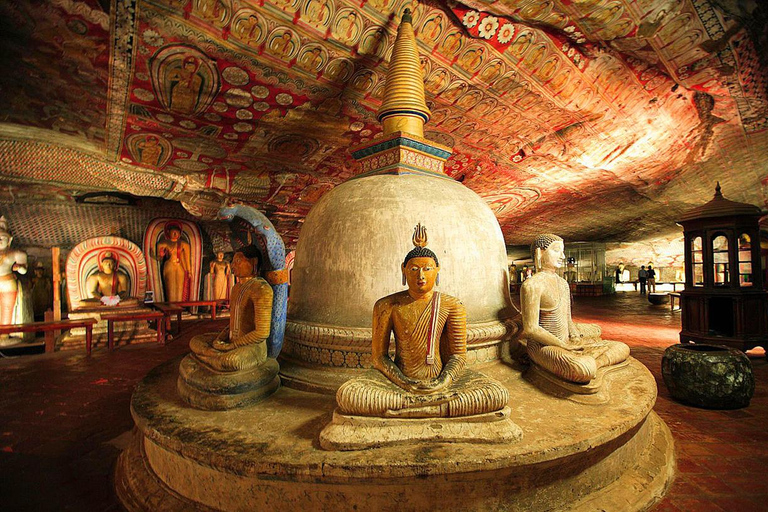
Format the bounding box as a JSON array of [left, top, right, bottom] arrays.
[[412, 223, 428, 248], [377, 8, 431, 137]]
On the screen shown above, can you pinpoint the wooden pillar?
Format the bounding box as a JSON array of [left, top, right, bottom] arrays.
[[44, 309, 54, 353], [52, 247, 61, 318], [51, 247, 62, 346]]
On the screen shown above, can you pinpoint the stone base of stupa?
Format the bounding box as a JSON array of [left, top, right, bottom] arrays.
[[58, 302, 158, 351], [115, 356, 674, 511]]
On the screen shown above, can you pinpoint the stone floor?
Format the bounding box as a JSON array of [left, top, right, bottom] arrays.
[[0, 294, 765, 511]]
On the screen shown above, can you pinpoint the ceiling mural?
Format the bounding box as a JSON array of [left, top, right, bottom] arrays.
[[0, 0, 110, 143], [0, 0, 766, 247]]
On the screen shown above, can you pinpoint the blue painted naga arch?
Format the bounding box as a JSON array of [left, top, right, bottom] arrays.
[[219, 204, 287, 358]]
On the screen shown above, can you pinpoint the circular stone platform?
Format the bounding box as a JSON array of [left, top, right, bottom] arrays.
[[116, 357, 675, 512]]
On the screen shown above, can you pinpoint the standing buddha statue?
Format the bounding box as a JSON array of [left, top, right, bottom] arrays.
[[153, 221, 191, 302], [209, 251, 230, 300], [0, 217, 28, 343]]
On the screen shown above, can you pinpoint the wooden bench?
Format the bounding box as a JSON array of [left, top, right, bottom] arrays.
[[669, 292, 682, 311], [0, 319, 98, 355], [151, 303, 184, 335], [101, 311, 166, 350], [165, 300, 220, 320]]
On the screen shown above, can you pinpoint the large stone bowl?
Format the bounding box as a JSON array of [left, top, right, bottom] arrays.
[[662, 343, 755, 409], [648, 293, 670, 305]]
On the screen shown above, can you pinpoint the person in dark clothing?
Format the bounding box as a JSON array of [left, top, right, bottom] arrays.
[[638, 265, 648, 294], [646, 263, 657, 293]]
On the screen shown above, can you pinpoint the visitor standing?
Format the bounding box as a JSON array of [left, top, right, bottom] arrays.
[[638, 265, 648, 294], [647, 263, 657, 293]]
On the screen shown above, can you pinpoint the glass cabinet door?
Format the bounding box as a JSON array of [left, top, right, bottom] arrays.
[[738, 233, 753, 287], [712, 234, 730, 286], [691, 236, 704, 287]]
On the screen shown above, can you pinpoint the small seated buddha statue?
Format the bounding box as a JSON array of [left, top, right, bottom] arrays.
[[178, 251, 279, 410], [520, 234, 630, 389], [320, 224, 522, 450], [84, 252, 129, 304]]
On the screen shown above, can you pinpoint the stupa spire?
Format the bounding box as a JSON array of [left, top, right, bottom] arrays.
[[377, 9, 431, 137]]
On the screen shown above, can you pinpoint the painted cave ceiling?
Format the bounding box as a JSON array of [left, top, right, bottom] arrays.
[[0, 0, 766, 248]]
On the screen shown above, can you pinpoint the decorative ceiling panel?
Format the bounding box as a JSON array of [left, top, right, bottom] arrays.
[[0, 0, 110, 144], [0, 0, 766, 248]]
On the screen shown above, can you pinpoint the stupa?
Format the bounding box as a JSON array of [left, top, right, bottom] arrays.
[[116, 11, 674, 511], [281, 9, 516, 393]]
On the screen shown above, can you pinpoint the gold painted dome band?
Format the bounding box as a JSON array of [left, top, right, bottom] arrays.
[[378, 10, 431, 136]]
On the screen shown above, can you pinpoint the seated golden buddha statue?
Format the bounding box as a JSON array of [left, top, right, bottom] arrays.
[[178, 251, 279, 410], [320, 225, 521, 450], [84, 252, 129, 305], [520, 234, 630, 390]]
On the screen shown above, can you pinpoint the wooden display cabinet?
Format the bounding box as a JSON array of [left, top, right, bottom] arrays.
[[678, 184, 768, 351]]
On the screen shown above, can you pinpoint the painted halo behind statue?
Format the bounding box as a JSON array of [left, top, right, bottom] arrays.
[[65, 236, 147, 310]]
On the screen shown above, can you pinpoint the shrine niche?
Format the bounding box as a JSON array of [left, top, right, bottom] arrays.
[[61, 236, 156, 350], [65, 236, 147, 311], [143, 219, 203, 303], [284, 250, 295, 286], [678, 184, 768, 351], [149, 45, 220, 116]]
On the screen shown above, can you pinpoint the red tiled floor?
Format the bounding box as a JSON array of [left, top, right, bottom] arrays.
[[652, 501, 685, 512], [0, 293, 766, 511], [687, 475, 738, 495], [0, 319, 220, 511], [566, 292, 768, 511], [665, 498, 727, 512], [709, 498, 767, 512]]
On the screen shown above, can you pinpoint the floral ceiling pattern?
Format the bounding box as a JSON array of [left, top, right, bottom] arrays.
[[0, 0, 766, 247]]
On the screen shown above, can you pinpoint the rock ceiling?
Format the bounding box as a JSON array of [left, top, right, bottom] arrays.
[[0, 0, 766, 248]]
